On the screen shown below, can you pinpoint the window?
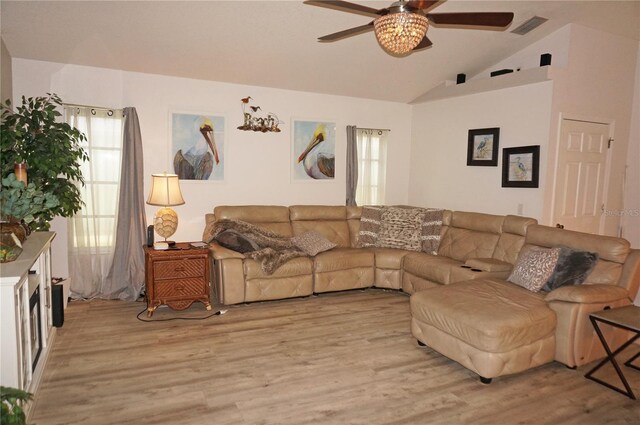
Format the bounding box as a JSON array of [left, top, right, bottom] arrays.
[[356, 129, 388, 205], [65, 107, 123, 250]]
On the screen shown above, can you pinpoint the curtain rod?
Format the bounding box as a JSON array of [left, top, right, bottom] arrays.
[[63, 102, 125, 117], [63, 102, 122, 111], [357, 127, 391, 132]]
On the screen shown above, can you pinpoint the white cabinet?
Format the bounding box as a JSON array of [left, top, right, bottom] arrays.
[[1, 232, 56, 398]]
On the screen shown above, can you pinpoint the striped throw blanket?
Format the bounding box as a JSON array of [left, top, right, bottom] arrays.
[[357, 206, 444, 254]]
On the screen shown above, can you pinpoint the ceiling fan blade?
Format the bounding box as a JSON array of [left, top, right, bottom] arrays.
[[413, 35, 433, 51], [405, 1, 442, 11], [304, 0, 383, 18], [318, 22, 374, 42], [427, 12, 514, 27]]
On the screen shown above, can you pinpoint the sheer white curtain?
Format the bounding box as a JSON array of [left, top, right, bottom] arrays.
[[356, 129, 388, 205], [65, 106, 123, 299]]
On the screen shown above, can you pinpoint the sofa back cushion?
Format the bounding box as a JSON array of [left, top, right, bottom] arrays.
[[439, 210, 452, 239], [213, 205, 293, 237], [524, 224, 630, 286], [290, 205, 351, 248], [492, 215, 538, 264], [437, 211, 503, 262], [346, 206, 362, 248]]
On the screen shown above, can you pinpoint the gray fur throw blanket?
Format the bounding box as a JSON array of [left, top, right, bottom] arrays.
[[204, 219, 306, 275]]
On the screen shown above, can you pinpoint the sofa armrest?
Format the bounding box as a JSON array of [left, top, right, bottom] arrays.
[[209, 242, 246, 260], [547, 287, 632, 367], [464, 258, 512, 273], [545, 284, 631, 304]]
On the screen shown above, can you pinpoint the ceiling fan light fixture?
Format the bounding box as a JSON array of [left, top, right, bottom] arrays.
[[374, 11, 428, 55]]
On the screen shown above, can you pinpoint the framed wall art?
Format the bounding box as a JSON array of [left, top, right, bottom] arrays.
[[170, 112, 225, 181], [502, 145, 540, 188], [292, 119, 336, 181], [467, 127, 499, 166]]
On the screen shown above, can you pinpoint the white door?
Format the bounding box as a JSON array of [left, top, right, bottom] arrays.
[[553, 119, 611, 234]]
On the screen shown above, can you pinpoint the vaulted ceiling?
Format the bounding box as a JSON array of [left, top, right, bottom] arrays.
[[2, 1, 639, 103]]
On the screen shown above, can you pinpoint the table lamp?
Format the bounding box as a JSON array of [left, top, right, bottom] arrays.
[[146, 173, 185, 246]]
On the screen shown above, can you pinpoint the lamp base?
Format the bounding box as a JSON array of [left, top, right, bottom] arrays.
[[154, 207, 179, 242], [165, 240, 176, 246]]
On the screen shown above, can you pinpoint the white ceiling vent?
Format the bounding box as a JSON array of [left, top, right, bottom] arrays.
[[511, 16, 548, 35]]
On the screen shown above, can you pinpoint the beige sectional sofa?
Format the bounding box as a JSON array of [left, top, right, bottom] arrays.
[[205, 206, 536, 302], [204, 205, 640, 382]]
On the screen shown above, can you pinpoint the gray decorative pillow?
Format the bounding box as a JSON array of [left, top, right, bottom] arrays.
[[542, 247, 598, 292], [357, 206, 383, 248], [214, 229, 260, 253], [292, 231, 336, 256], [376, 206, 426, 251], [508, 246, 561, 292]]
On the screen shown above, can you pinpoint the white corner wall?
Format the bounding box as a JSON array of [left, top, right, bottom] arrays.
[[0, 38, 12, 102], [470, 25, 571, 80], [13, 59, 413, 277], [623, 43, 640, 250], [543, 25, 638, 235], [408, 81, 553, 219], [409, 23, 638, 235]]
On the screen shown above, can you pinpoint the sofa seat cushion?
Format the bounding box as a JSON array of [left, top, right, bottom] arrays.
[[410, 279, 555, 353], [370, 247, 411, 269], [244, 257, 313, 279], [403, 252, 462, 284], [314, 248, 374, 273]]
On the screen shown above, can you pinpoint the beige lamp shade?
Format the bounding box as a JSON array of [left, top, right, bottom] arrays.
[[146, 173, 185, 206], [147, 173, 185, 242]]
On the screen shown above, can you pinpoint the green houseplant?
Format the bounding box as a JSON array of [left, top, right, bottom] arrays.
[[1, 173, 60, 232], [0, 93, 88, 231], [0, 386, 32, 425], [0, 173, 61, 262]]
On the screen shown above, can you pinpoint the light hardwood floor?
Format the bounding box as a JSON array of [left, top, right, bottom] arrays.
[[30, 290, 639, 424]]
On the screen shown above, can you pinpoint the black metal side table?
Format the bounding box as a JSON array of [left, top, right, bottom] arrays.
[[585, 305, 640, 399]]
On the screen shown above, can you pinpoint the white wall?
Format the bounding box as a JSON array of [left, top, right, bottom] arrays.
[[470, 25, 571, 80], [13, 59, 413, 277], [409, 24, 639, 233], [0, 38, 11, 103], [408, 81, 553, 219], [624, 43, 640, 250], [543, 25, 638, 234]]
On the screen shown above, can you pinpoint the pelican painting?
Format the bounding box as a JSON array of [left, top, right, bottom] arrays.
[[171, 113, 224, 180], [293, 120, 336, 180]]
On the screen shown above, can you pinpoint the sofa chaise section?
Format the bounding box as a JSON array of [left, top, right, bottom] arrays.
[[410, 223, 640, 382], [411, 279, 556, 383]]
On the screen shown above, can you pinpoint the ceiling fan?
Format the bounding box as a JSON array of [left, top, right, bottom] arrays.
[[304, 0, 514, 56]]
